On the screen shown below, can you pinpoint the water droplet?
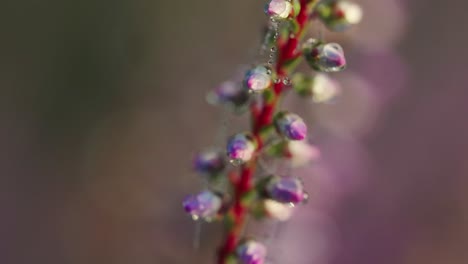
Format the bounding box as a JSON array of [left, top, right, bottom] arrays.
[[274, 111, 307, 140], [244, 65, 273, 92], [266, 69, 272, 75], [302, 191, 309, 204], [183, 191, 222, 221], [268, 60, 274, 65], [266, 176, 305, 204], [270, 47, 277, 52], [237, 240, 267, 264], [282, 77, 291, 86], [204, 217, 214, 223], [274, 78, 281, 84], [304, 40, 346, 72], [227, 133, 257, 164], [265, 0, 293, 21], [229, 158, 243, 166]]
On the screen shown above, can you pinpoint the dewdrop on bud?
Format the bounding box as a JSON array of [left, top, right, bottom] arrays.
[[264, 0, 293, 21], [193, 149, 225, 176], [236, 240, 267, 264], [183, 190, 222, 221], [274, 111, 307, 140], [293, 73, 341, 103], [244, 65, 273, 92], [207, 81, 250, 109], [303, 39, 346, 72], [226, 133, 257, 165], [316, 0, 363, 32], [266, 176, 306, 205]]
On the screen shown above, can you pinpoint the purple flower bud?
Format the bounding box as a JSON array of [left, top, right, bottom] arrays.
[[193, 149, 225, 176], [303, 39, 346, 72], [206, 81, 250, 109], [264, 0, 293, 20], [183, 190, 222, 221], [244, 65, 273, 92], [236, 240, 267, 264], [267, 176, 305, 204], [226, 133, 257, 165], [274, 111, 308, 140]]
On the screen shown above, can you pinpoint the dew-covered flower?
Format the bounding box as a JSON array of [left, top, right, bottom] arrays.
[[206, 81, 250, 110], [227, 133, 258, 165], [266, 176, 306, 204], [244, 65, 273, 92], [274, 111, 308, 140], [316, 0, 363, 32], [193, 149, 226, 176], [293, 73, 341, 103], [265, 0, 293, 21], [303, 39, 346, 72], [236, 240, 267, 264], [183, 190, 222, 221]]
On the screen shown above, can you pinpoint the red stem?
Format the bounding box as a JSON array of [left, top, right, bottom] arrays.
[[217, 1, 312, 263]]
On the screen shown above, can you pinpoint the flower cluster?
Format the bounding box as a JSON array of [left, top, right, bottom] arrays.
[[183, 0, 362, 263]]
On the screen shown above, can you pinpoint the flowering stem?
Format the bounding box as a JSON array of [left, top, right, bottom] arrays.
[[217, 1, 315, 263]]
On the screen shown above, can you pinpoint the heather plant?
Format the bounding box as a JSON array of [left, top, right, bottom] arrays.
[[183, 1, 362, 263]]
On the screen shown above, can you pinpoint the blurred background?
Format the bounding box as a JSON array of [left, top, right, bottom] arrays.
[[1, 0, 468, 263]]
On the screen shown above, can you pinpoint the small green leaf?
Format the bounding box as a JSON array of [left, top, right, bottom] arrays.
[[283, 55, 302, 72], [250, 200, 267, 220], [241, 189, 257, 206], [288, 19, 300, 35], [259, 124, 274, 139], [224, 212, 236, 230], [255, 175, 275, 193], [225, 254, 237, 264], [263, 89, 275, 104], [266, 140, 287, 157], [292, 0, 301, 17], [292, 73, 313, 97]]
